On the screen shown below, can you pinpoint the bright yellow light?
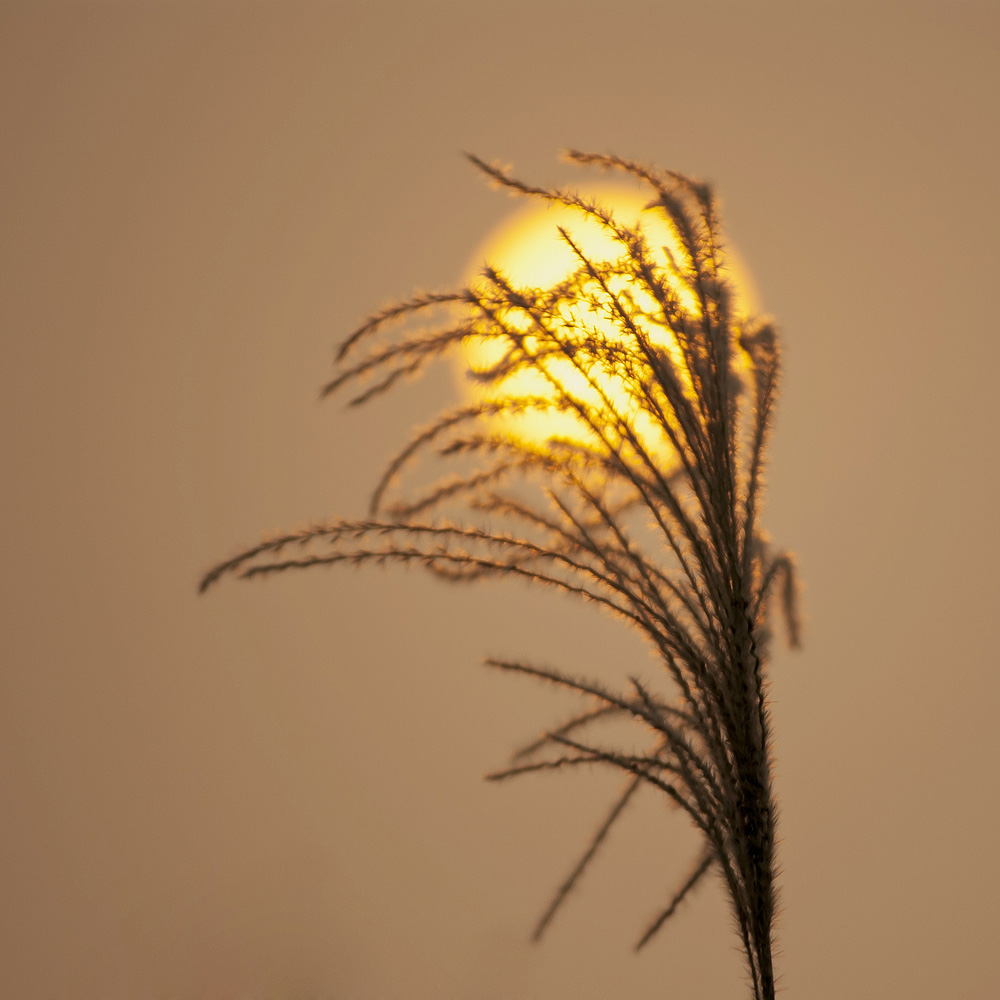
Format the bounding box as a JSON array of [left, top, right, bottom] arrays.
[[458, 186, 756, 462]]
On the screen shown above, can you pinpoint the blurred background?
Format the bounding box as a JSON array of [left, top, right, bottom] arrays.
[[2, 2, 998, 997]]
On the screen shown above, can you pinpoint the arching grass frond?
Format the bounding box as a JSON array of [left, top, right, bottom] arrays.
[[201, 152, 798, 1000]]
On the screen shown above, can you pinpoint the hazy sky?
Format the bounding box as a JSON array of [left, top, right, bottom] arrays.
[[2, 3, 999, 998]]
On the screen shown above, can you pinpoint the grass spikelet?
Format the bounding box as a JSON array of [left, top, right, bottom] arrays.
[[202, 151, 799, 1000]]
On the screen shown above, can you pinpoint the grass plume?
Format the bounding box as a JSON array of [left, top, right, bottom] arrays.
[[202, 151, 799, 1000]]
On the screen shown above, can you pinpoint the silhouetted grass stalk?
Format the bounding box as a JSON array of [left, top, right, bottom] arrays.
[[202, 151, 798, 1000]]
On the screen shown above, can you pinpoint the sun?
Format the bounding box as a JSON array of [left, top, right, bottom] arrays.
[[457, 185, 757, 462]]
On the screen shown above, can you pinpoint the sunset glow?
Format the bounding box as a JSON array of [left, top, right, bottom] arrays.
[[458, 188, 755, 460]]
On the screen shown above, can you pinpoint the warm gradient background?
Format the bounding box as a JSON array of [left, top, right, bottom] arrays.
[[3, 3, 999, 998]]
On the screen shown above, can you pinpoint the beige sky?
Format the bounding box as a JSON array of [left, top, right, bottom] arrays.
[[2, 2, 999, 998]]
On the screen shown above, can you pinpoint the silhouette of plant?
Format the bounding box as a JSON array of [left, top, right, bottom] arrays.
[[202, 151, 799, 1000]]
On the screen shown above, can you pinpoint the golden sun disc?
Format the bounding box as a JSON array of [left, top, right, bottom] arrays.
[[457, 186, 757, 459]]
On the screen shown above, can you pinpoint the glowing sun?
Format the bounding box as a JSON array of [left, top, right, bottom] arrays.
[[458, 186, 756, 460]]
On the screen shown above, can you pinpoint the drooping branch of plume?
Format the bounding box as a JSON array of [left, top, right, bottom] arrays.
[[202, 151, 797, 1000]]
